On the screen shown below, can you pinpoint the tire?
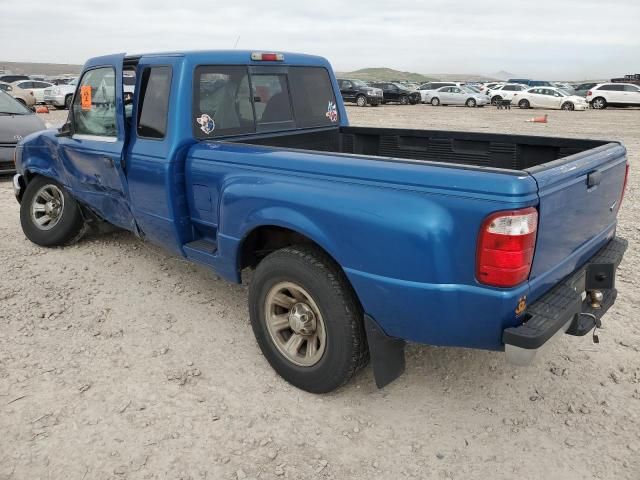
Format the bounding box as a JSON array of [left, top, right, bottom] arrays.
[[518, 99, 530, 109], [592, 97, 607, 109], [20, 176, 86, 247], [431, 97, 440, 106], [400, 95, 409, 105], [355, 95, 367, 107], [64, 95, 73, 109], [466, 98, 477, 107], [561, 102, 574, 111], [491, 95, 502, 106], [248, 245, 369, 393]]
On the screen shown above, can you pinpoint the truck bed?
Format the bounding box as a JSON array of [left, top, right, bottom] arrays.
[[238, 126, 608, 171]]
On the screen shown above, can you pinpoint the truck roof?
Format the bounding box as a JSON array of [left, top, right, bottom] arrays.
[[84, 50, 332, 69]]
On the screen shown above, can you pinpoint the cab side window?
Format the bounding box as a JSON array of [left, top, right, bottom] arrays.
[[137, 66, 172, 139], [72, 67, 117, 138]]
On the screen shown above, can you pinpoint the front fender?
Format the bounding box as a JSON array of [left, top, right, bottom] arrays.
[[18, 130, 67, 187]]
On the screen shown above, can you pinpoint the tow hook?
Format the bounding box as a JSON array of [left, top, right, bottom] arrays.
[[588, 290, 604, 309]]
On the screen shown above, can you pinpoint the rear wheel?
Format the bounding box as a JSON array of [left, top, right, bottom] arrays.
[[400, 95, 409, 105], [561, 101, 575, 111], [248, 245, 369, 393], [518, 99, 530, 109], [431, 97, 440, 106], [592, 97, 607, 109], [466, 98, 477, 107], [20, 176, 86, 247]]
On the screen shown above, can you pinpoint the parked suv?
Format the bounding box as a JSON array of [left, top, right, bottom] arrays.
[[0, 74, 29, 84], [587, 83, 640, 109], [337, 79, 383, 107], [371, 82, 420, 104], [44, 79, 77, 109]]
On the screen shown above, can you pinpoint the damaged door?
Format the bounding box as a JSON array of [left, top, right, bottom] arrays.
[[58, 54, 134, 230]]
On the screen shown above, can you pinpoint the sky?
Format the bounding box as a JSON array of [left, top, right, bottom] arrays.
[[1, 0, 639, 80]]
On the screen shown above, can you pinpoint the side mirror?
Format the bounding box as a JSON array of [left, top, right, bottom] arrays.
[[56, 122, 72, 137]]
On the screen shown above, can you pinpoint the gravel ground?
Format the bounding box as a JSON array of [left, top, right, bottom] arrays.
[[1, 105, 639, 480]]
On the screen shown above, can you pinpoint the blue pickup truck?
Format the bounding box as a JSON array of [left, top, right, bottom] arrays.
[[12, 51, 628, 393]]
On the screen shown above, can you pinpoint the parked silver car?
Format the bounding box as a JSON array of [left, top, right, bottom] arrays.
[[426, 86, 490, 107]]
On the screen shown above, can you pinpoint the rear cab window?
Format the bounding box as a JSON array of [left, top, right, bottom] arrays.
[[193, 65, 337, 139]]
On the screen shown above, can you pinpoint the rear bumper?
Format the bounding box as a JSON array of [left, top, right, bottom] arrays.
[[503, 236, 627, 365]]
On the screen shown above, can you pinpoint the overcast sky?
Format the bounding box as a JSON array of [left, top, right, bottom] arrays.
[[2, 0, 638, 79]]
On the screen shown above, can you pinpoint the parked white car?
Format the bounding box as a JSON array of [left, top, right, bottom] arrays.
[[488, 83, 528, 104], [11, 80, 54, 104], [426, 86, 489, 107], [587, 83, 640, 109], [514, 87, 588, 111]]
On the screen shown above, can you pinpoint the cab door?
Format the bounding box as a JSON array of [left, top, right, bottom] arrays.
[[56, 54, 135, 230]]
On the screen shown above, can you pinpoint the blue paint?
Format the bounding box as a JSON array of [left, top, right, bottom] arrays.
[[16, 50, 627, 352]]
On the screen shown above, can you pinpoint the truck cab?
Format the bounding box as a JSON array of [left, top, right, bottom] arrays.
[[13, 51, 628, 393]]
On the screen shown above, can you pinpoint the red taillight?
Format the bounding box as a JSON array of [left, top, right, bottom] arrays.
[[476, 208, 538, 288], [251, 52, 284, 62], [586, 90, 592, 96], [618, 162, 630, 211]]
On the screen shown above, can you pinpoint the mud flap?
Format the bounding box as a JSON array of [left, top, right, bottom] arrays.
[[364, 315, 406, 388]]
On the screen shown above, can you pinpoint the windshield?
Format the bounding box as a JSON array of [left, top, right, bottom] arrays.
[[352, 80, 368, 88], [0, 90, 31, 115]]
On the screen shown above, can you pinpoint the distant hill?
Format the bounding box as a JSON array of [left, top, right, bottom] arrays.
[[336, 68, 437, 83], [336, 67, 499, 83], [492, 70, 518, 81], [0, 61, 82, 77]]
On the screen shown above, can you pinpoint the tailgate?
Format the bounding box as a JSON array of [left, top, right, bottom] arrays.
[[528, 142, 627, 283]]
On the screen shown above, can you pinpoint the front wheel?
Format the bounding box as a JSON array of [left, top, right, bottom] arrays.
[[65, 95, 73, 109], [561, 101, 574, 111], [20, 176, 86, 247], [355, 95, 367, 107], [518, 99, 530, 109], [248, 245, 369, 393], [466, 98, 477, 107], [491, 96, 501, 106], [431, 97, 440, 106]]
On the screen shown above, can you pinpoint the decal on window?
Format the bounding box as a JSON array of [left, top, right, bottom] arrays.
[[325, 101, 338, 122], [80, 85, 92, 111], [196, 113, 215, 134]]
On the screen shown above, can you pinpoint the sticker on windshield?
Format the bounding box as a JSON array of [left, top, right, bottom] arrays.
[[325, 101, 338, 123], [80, 85, 92, 111], [196, 114, 215, 134]]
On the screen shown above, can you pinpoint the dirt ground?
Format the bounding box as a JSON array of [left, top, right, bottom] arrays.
[[1, 105, 639, 480]]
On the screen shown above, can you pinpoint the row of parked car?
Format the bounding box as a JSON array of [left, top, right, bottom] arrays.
[[0, 73, 78, 109], [338, 77, 640, 110]]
